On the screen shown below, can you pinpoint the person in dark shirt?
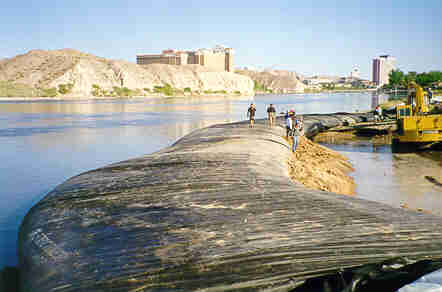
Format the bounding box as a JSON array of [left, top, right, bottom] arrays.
[[267, 104, 276, 127], [247, 103, 256, 128]]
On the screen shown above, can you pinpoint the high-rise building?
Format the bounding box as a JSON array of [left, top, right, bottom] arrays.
[[372, 55, 396, 87]]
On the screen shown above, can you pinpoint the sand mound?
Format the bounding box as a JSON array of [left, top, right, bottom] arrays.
[[286, 136, 356, 195]]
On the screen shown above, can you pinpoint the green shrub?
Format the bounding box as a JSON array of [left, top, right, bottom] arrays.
[[184, 87, 192, 93], [0, 81, 39, 97], [234, 90, 241, 95], [91, 84, 103, 96], [41, 87, 58, 97], [254, 80, 267, 91], [58, 83, 74, 95], [163, 83, 174, 96], [112, 86, 123, 96], [153, 84, 175, 96], [112, 86, 136, 97]]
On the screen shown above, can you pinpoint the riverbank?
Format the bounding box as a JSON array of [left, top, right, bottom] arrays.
[[0, 92, 252, 101], [255, 88, 377, 96]]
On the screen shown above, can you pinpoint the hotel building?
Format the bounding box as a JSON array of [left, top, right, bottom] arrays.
[[136, 45, 234, 72], [372, 55, 396, 87]]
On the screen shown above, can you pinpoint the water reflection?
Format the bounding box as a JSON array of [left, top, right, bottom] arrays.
[[371, 91, 390, 109], [0, 96, 248, 115]]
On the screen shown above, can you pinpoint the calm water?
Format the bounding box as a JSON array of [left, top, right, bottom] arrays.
[[0, 92, 440, 268]]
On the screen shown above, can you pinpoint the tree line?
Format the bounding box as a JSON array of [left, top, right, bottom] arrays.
[[387, 70, 442, 89]]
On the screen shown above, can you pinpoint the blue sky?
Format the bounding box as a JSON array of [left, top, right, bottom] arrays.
[[1, 0, 441, 79]]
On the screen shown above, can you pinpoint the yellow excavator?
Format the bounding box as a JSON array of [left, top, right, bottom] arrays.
[[393, 81, 442, 150]]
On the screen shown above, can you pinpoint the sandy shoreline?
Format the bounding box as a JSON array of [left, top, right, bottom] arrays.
[[0, 95, 165, 101]]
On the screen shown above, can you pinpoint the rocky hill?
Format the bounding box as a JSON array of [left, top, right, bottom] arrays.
[[236, 69, 305, 93], [0, 49, 254, 97]]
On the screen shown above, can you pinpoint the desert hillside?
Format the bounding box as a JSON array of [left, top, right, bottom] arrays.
[[0, 49, 254, 97], [236, 69, 305, 93]]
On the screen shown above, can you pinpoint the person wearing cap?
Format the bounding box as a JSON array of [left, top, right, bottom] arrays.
[[267, 104, 276, 127], [247, 103, 256, 128]]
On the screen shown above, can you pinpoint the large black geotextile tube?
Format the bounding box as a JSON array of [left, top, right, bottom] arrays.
[[19, 113, 442, 292]]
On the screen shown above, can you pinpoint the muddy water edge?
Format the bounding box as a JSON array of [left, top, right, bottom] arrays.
[[313, 131, 442, 216]]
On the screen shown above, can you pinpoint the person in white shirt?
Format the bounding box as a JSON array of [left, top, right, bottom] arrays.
[[375, 105, 383, 121], [285, 110, 293, 138]]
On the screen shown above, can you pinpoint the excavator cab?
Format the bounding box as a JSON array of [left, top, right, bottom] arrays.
[[396, 105, 412, 118], [393, 82, 442, 148], [395, 104, 411, 136]]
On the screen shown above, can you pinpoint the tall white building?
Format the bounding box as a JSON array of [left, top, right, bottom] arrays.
[[350, 67, 360, 79], [372, 55, 396, 87]]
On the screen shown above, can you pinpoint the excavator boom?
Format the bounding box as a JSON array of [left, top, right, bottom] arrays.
[[408, 81, 429, 114]]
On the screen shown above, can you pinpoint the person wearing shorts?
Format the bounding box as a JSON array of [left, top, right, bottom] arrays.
[[247, 103, 256, 128], [267, 104, 276, 127]]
